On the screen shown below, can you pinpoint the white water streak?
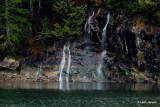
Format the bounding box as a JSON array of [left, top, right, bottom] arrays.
[[102, 11, 110, 45], [97, 11, 110, 79], [97, 51, 106, 78], [85, 11, 95, 36], [59, 44, 71, 82], [59, 45, 66, 82], [66, 45, 71, 82]]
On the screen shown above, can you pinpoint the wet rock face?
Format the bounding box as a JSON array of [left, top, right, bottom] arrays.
[[82, 8, 160, 73], [132, 25, 160, 72], [119, 13, 160, 72], [50, 36, 101, 67]]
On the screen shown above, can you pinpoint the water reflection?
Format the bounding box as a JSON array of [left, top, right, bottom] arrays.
[[59, 82, 70, 90], [0, 82, 160, 91]]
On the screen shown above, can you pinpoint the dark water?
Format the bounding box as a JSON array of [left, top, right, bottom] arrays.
[[0, 82, 160, 107]]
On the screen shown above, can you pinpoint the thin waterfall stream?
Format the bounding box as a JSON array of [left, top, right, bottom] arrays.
[[84, 11, 95, 81], [59, 43, 71, 82], [97, 11, 110, 81], [59, 45, 66, 82], [84, 11, 95, 37], [36, 63, 42, 80], [66, 46, 71, 82]]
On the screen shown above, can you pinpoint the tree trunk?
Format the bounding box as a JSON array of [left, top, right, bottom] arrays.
[[30, 0, 33, 14], [30, 0, 33, 36], [39, 0, 41, 8], [5, 0, 10, 42]]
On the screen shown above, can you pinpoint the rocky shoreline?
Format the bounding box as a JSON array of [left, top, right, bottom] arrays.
[[0, 70, 160, 84], [0, 55, 160, 84]]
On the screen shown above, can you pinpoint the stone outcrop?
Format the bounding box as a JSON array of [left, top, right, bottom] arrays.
[[0, 57, 20, 71]]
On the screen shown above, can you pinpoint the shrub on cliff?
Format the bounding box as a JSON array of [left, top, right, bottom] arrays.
[[93, 0, 123, 11], [104, 0, 123, 11], [94, 0, 103, 7], [93, 0, 160, 26], [152, 10, 160, 25], [123, 0, 140, 14], [138, 0, 160, 26]]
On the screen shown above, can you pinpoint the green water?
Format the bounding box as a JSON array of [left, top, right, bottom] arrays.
[[0, 82, 160, 107]]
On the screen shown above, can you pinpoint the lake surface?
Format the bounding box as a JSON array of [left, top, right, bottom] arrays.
[[0, 82, 160, 107]]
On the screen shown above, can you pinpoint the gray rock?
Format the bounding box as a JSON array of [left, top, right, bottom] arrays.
[[0, 57, 20, 70]]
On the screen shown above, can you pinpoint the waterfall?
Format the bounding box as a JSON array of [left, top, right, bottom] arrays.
[[102, 11, 110, 45], [84, 11, 95, 37], [97, 51, 106, 78], [97, 11, 110, 80], [59, 45, 66, 82], [136, 36, 142, 49], [59, 43, 71, 82], [66, 45, 71, 82], [36, 63, 42, 80]]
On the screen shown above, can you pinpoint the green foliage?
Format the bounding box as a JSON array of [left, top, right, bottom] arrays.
[[137, 17, 149, 26], [93, 0, 123, 11], [38, 16, 52, 39], [51, 0, 61, 4], [0, 0, 30, 57], [52, 23, 82, 42], [138, 0, 160, 13], [94, 0, 103, 7], [123, 0, 140, 14], [138, 0, 160, 26], [104, 0, 123, 10], [92, 0, 160, 26], [123, 0, 160, 25], [52, 0, 86, 42], [152, 10, 160, 25]]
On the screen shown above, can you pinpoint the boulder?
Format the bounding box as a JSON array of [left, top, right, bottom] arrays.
[[20, 66, 39, 79], [0, 57, 20, 70], [43, 71, 58, 79]]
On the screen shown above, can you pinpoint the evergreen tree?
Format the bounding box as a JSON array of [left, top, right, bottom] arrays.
[[94, 0, 123, 10], [0, 0, 30, 57], [104, 0, 123, 10], [52, 0, 86, 43]]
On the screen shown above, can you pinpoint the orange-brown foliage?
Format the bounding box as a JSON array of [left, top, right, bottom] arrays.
[[48, 45, 57, 52], [28, 37, 36, 46], [28, 37, 45, 60], [72, 0, 86, 6]]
